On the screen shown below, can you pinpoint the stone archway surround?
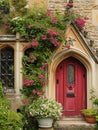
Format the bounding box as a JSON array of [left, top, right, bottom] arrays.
[[47, 48, 93, 109]]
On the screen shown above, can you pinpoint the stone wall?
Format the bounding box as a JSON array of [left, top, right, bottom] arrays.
[[73, 0, 98, 44], [1, 0, 98, 44], [48, 0, 98, 45], [48, 0, 66, 13]]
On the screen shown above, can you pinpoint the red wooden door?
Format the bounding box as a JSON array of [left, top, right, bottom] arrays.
[[56, 57, 87, 116]]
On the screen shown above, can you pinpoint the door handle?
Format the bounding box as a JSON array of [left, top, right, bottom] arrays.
[[68, 86, 73, 90]]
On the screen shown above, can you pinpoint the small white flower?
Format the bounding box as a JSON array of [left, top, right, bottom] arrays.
[[28, 96, 63, 119]]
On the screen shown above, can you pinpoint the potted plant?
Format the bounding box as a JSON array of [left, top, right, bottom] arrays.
[[81, 109, 97, 123], [27, 96, 63, 128]]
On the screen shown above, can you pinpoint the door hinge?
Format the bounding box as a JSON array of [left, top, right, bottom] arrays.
[[83, 74, 86, 77], [60, 65, 62, 69]]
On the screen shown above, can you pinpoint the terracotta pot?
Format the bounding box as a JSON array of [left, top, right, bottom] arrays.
[[85, 116, 96, 124]]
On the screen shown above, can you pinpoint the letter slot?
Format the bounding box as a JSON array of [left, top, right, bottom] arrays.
[[66, 93, 75, 97]]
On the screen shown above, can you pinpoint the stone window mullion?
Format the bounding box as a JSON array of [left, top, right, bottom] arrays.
[[15, 41, 21, 95]]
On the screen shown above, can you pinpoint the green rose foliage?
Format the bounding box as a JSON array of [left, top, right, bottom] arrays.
[[10, 8, 67, 97]]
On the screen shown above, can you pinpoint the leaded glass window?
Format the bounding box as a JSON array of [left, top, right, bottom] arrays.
[[67, 64, 74, 84], [0, 47, 14, 89]]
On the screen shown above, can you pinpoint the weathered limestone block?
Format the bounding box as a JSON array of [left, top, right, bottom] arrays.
[[48, 0, 66, 12], [92, 10, 98, 26], [95, 0, 98, 5], [73, 0, 98, 45], [28, 0, 48, 8], [39, 128, 54, 130]]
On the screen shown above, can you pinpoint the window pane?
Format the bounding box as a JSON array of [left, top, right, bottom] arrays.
[[67, 65, 74, 84], [0, 47, 14, 89]]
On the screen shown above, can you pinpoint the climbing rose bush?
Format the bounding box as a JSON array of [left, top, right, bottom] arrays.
[[6, 4, 87, 98], [12, 8, 66, 97], [75, 18, 86, 30]]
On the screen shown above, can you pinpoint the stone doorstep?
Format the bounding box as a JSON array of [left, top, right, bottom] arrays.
[[55, 120, 95, 126], [54, 117, 95, 130], [39, 128, 53, 130], [61, 117, 84, 121]]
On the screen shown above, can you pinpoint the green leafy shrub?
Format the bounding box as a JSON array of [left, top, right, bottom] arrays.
[[90, 88, 98, 108], [0, 82, 23, 130]]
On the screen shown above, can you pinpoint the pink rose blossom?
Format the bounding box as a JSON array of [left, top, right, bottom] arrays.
[[23, 79, 34, 86], [33, 57, 37, 60], [50, 37, 60, 46], [75, 18, 86, 30], [23, 99, 29, 105], [52, 31, 57, 36], [66, 45, 70, 49], [41, 35, 47, 40], [5, 25, 11, 29], [47, 9, 52, 16], [44, 62, 48, 66], [32, 89, 37, 95], [32, 39, 39, 47], [47, 29, 57, 36], [27, 58, 32, 63], [38, 74, 44, 79], [37, 92, 43, 96], [29, 79, 34, 84], [66, 3, 73, 7], [40, 62, 48, 70], [44, 81, 48, 85], [25, 43, 31, 48], [53, 41, 61, 47], [52, 17, 57, 24]]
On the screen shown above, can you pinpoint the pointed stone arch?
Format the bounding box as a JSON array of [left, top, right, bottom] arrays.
[[0, 44, 14, 50], [48, 48, 93, 108]]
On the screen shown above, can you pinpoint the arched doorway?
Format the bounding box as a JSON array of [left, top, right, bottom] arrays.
[[56, 57, 87, 116]]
